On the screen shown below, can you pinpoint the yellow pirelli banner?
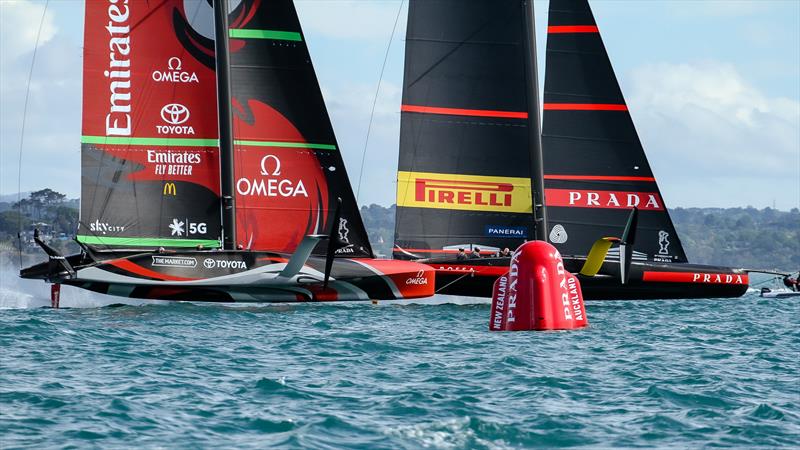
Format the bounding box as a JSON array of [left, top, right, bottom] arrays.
[[397, 171, 532, 213]]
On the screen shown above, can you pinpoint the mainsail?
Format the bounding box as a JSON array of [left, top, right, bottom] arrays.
[[394, 0, 542, 259], [542, 0, 687, 262], [225, 0, 373, 256], [78, 0, 371, 257], [78, 0, 222, 250]]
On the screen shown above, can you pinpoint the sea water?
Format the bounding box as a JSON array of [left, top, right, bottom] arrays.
[[1, 277, 798, 448]]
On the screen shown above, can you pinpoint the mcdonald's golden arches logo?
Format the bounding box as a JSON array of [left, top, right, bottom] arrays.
[[163, 182, 177, 196]]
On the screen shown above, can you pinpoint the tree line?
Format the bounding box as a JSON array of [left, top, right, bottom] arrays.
[[1, 190, 796, 271]]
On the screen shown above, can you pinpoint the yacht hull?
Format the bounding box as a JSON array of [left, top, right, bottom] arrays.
[[20, 250, 435, 303], [429, 257, 748, 300]]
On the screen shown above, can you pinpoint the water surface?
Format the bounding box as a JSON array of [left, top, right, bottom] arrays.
[[1, 283, 798, 448]]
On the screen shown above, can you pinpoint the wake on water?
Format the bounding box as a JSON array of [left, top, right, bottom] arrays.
[[0, 253, 158, 309], [0, 249, 784, 309], [0, 253, 487, 309]]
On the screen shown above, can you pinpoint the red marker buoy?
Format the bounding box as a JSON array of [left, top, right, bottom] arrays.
[[489, 241, 588, 331], [51, 283, 61, 309]]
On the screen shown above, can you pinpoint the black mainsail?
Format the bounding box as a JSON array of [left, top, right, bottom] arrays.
[[393, 0, 748, 299], [542, 0, 687, 264], [394, 0, 543, 259]]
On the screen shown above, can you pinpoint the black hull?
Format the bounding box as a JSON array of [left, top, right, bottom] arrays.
[[20, 249, 435, 303], [429, 257, 749, 300]]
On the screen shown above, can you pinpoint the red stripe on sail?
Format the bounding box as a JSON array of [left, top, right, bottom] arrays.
[[401, 104, 528, 119], [548, 25, 599, 34], [545, 188, 664, 211], [544, 175, 656, 182], [643, 271, 749, 285], [544, 103, 628, 111]]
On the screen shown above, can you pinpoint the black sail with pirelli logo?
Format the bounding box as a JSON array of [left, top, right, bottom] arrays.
[[394, 0, 543, 259], [542, 0, 687, 263]]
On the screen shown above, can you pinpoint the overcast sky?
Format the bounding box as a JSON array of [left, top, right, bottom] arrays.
[[1, 0, 798, 210]]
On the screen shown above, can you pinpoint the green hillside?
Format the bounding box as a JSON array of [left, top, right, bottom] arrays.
[[360, 205, 799, 271], [2, 190, 797, 271]]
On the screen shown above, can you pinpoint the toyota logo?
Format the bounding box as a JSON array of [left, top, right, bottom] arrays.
[[161, 103, 190, 125], [203, 258, 215, 269]]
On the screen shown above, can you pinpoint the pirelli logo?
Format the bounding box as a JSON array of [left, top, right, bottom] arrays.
[[397, 171, 532, 213]]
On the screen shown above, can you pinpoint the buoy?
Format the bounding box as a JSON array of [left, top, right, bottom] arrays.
[[51, 283, 61, 309], [489, 241, 588, 331]]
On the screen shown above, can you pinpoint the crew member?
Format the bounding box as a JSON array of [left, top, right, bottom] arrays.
[[470, 247, 482, 259], [784, 273, 799, 292], [499, 247, 511, 257], [456, 248, 467, 260]]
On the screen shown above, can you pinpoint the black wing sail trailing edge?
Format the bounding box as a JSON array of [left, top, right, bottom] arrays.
[[228, 0, 372, 257], [394, 0, 542, 259], [542, 0, 687, 263]]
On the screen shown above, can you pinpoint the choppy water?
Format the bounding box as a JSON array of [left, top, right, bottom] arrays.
[[1, 277, 799, 448]]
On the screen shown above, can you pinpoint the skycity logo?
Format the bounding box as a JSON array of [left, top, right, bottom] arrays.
[[157, 103, 194, 135], [151, 57, 199, 83], [89, 220, 125, 235], [397, 171, 532, 213], [236, 154, 308, 197]]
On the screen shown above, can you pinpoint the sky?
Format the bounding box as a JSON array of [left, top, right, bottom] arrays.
[[1, 0, 798, 210]]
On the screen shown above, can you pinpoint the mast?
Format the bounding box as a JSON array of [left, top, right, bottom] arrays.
[[523, 0, 548, 241], [213, 0, 237, 250]]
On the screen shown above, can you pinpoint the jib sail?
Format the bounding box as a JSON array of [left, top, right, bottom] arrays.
[[78, 0, 221, 250], [542, 0, 687, 263], [226, 0, 372, 257], [394, 0, 542, 259]]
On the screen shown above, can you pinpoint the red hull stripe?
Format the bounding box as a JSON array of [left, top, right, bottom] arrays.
[[107, 259, 199, 282], [548, 25, 599, 34], [643, 271, 749, 285], [434, 264, 509, 277], [544, 103, 628, 111], [544, 175, 657, 182], [401, 104, 528, 119], [394, 248, 497, 255]]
